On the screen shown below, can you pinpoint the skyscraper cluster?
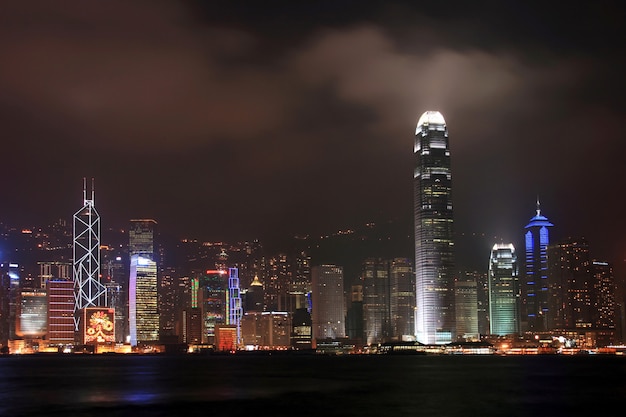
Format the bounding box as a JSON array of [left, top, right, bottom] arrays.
[[411, 111, 619, 348], [0, 112, 622, 354]]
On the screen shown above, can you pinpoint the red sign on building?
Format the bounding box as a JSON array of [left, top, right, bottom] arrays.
[[83, 307, 115, 344]]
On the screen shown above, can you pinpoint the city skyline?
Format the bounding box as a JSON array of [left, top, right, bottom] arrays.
[[1, 1, 625, 281]]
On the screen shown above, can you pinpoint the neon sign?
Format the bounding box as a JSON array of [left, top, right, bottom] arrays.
[[84, 307, 115, 343]]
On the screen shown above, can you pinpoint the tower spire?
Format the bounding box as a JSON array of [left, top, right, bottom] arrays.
[[83, 177, 87, 205], [536, 195, 541, 216]]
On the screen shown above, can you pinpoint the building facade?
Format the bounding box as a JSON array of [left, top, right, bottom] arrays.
[[129, 254, 159, 346], [244, 274, 265, 313], [46, 279, 75, 345], [591, 260, 616, 330], [362, 258, 390, 345], [199, 270, 228, 345], [291, 307, 313, 349], [129, 219, 157, 259], [240, 311, 292, 349], [522, 201, 554, 332], [413, 110, 456, 344], [73, 178, 107, 338], [455, 279, 479, 341], [389, 257, 415, 341], [488, 243, 520, 336], [16, 289, 47, 339], [311, 264, 346, 340]]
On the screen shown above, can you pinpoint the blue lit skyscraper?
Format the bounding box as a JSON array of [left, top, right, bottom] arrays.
[[522, 199, 553, 332], [413, 111, 456, 344], [488, 243, 519, 336]]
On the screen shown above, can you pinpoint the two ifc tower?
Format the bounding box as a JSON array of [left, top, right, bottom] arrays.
[[414, 111, 455, 345]]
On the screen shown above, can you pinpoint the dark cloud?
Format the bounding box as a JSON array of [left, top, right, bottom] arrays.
[[1, 0, 625, 281]]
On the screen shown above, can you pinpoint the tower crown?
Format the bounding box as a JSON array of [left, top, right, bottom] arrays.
[[525, 198, 554, 229], [416, 111, 446, 133]]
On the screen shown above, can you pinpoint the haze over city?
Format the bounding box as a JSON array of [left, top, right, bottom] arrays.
[[1, 1, 625, 279]]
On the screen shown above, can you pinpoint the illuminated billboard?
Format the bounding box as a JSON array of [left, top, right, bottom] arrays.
[[84, 307, 115, 344]]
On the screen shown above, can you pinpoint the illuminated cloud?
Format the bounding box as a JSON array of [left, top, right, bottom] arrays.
[[0, 0, 624, 272]]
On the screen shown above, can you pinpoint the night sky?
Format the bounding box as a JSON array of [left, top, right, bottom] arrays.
[[1, 1, 625, 277]]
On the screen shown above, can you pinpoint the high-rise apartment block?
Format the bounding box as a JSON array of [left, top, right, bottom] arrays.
[[413, 111, 456, 344]]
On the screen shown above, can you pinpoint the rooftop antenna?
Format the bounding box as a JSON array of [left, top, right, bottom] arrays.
[[83, 177, 95, 206], [536, 195, 541, 216], [82, 177, 87, 205]]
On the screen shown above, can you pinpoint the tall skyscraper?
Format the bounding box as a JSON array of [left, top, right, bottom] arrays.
[[546, 237, 596, 331], [0, 262, 21, 345], [129, 254, 159, 346], [16, 289, 47, 339], [198, 270, 228, 345], [455, 278, 479, 341], [362, 258, 390, 345], [591, 260, 616, 330], [345, 284, 364, 343], [460, 270, 490, 337], [291, 307, 313, 350], [47, 279, 75, 346], [413, 110, 456, 344], [311, 264, 346, 340], [73, 178, 107, 337], [522, 200, 554, 332], [128, 219, 158, 346], [245, 274, 265, 312], [228, 267, 243, 347], [389, 257, 415, 341], [488, 243, 520, 336], [0, 264, 11, 347], [129, 219, 157, 259], [158, 266, 179, 342]]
